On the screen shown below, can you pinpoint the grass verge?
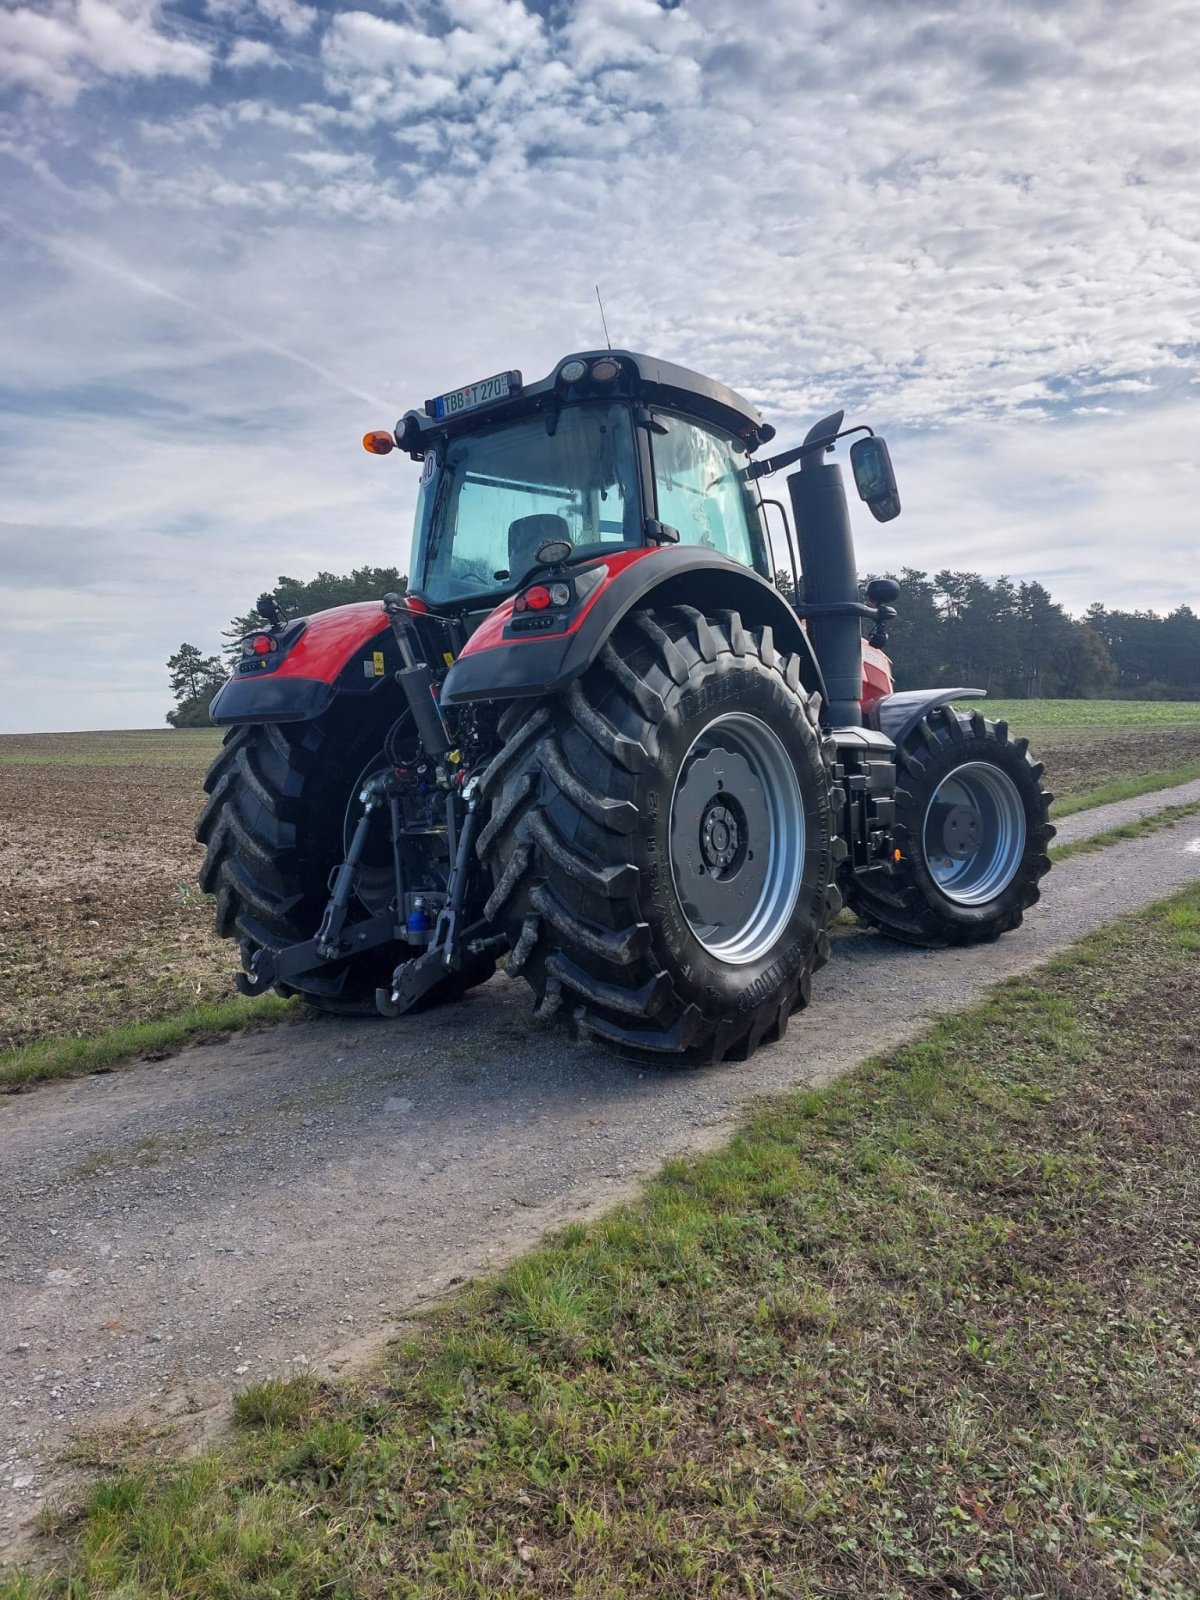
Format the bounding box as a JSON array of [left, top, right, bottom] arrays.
[[1052, 760, 1200, 818], [7, 886, 1200, 1597], [0, 995, 299, 1091], [1050, 799, 1200, 863]]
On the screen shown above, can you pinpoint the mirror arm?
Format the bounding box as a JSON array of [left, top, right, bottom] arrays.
[[746, 422, 873, 480], [792, 600, 879, 621]]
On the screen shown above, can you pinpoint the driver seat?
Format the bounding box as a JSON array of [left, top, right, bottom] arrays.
[[508, 514, 570, 581]]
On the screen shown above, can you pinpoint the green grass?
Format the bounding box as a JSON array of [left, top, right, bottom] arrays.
[[0, 995, 299, 1091], [975, 698, 1200, 728], [9, 887, 1200, 1598], [0, 729, 224, 767]]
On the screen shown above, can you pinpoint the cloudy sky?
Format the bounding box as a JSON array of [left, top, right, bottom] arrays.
[[1, 0, 1197, 733]]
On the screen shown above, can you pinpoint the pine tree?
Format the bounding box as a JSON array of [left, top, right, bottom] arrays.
[[166, 644, 227, 728]]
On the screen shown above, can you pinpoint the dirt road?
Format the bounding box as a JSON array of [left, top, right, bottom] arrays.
[[3, 788, 1199, 1552]]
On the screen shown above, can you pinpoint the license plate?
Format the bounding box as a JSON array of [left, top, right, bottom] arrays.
[[427, 370, 518, 420]]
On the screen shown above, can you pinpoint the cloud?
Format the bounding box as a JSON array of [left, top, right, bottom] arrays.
[[0, 0, 212, 104], [225, 37, 283, 71], [252, 0, 316, 40], [1, 0, 1198, 730], [291, 147, 361, 175]]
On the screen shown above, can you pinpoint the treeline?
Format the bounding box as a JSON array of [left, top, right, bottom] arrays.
[[167, 564, 1199, 725], [870, 570, 1200, 700]]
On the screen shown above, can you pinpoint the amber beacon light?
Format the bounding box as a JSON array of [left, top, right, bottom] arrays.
[[362, 430, 396, 455]]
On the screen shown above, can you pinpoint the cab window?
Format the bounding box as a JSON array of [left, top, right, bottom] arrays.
[[650, 413, 765, 573]]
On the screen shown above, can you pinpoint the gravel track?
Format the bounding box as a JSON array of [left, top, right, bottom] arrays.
[[3, 787, 1200, 1553], [1051, 775, 1200, 844]]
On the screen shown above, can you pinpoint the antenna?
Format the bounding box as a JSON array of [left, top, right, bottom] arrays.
[[595, 285, 612, 350]]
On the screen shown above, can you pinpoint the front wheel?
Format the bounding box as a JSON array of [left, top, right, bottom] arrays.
[[846, 705, 1054, 946], [477, 605, 844, 1065]]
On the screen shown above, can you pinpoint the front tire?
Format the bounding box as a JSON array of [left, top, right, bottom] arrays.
[[478, 605, 844, 1064], [846, 705, 1054, 946]]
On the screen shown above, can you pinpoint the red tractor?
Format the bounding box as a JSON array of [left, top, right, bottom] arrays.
[[198, 352, 1053, 1063]]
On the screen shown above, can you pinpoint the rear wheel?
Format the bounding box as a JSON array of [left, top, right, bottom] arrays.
[[478, 605, 844, 1064], [846, 705, 1054, 946], [196, 706, 494, 1013]]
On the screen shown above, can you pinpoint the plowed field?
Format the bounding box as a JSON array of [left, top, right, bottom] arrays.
[[3, 705, 1199, 1060], [1, 731, 226, 1056]]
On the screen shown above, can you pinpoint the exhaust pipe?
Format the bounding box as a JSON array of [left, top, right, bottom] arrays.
[[786, 412, 863, 728]]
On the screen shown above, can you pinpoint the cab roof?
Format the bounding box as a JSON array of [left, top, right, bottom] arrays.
[[397, 350, 773, 456]]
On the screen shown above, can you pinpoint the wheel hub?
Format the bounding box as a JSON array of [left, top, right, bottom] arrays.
[[934, 801, 982, 861], [700, 798, 745, 874]]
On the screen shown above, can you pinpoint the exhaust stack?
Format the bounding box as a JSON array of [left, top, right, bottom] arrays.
[[787, 412, 863, 727]]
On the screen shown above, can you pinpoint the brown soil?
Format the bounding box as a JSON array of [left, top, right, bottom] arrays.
[[1, 719, 1196, 1060], [0, 733, 232, 1056], [1032, 722, 1200, 799]]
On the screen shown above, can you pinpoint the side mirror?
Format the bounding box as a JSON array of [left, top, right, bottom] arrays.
[[850, 436, 901, 522]]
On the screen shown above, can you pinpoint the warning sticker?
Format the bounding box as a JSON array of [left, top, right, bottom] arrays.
[[372, 651, 385, 677]]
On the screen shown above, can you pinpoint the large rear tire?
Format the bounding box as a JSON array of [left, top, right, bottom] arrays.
[[846, 705, 1054, 946], [196, 708, 495, 1013], [478, 605, 844, 1064]]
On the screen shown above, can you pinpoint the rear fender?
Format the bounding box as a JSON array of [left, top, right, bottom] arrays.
[[440, 546, 827, 707], [208, 601, 399, 725], [866, 686, 985, 748]]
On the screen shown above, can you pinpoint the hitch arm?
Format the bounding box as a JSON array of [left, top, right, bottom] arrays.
[[314, 807, 374, 960], [378, 775, 487, 1016]]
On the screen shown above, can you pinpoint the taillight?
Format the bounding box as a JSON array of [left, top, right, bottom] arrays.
[[524, 585, 551, 611], [250, 634, 277, 655]]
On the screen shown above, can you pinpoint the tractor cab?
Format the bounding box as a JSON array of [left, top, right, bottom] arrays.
[[380, 352, 777, 614]]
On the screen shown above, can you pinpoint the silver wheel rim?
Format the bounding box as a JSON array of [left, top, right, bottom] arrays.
[[668, 712, 804, 965], [922, 761, 1026, 906]]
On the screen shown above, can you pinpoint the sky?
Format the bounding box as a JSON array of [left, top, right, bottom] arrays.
[[1, 0, 1197, 733]]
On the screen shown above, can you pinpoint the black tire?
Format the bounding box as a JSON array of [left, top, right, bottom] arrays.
[[477, 605, 844, 1065], [196, 707, 495, 1014], [846, 705, 1054, 946]]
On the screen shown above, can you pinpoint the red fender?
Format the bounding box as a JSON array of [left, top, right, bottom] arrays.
[[209, 601, 394, 724]]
